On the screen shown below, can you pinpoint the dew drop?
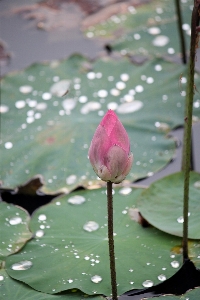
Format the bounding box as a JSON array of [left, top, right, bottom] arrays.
[[107, 102, 118, 110], [194, 100, 200, 108], [146, 77, 154, 84], [148, 27, 161, 35], [42, 92, 52, 100], [119, 187, 132, 195], [0, 275, 4, 281], [38, 214, 47, 221], [97, 90, 108, 98], [9, 217, 22, 225], [134, 33, 141, 40], [35, 112, 41, 119], [152, 35, 169, 47], [66, 175, 77, 185], [27, 110, 34, 117], [155, 121, 170, 131], [19, 85, 33, 94], [79, 96, 88, 103], [87, 72, 96, 80], [26, 116, 34, 124], [142, 280, 153, 287], [80, 102, 101, 114], [11, 260, 32, 270], [62, 98, 77, 111], [68, 195, 86, 205], [171, 261, 180, 268], [110, 88, 120, 96], [5, 142, 13, 149], [194, 181, 200, 188], [158, 274, 166, 281], [67, 279, 73, 283], [0, 105, 9, 113], [83, 221, 99, 232], [35, 230, 44, 237], [91, 275, 102, 283], [120, 74, 129, 81], [182, 23, 190, 31], [27, 100, 37, 108], [117, 101, 143, 114], [36, 102, 47, 111], [154, 64, 162, 71], [168, 48, 175, 54], [50, 80, 71, 97], [116, 81, 126, 90], [135, 85, 144, 93], [177, 216, 184, 223]]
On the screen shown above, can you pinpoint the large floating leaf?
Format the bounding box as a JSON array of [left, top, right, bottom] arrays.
[[0, 202, 32, 259], [137, 172, 200, 239], [85, 0, 191, 57], [0, 268, 104, 300], [153, 287, 200, 300], [5, 187, 188, 296], [1, 54, 200, 192]]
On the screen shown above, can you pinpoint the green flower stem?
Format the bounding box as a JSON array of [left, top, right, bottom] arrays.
[[107, 181, 118, 300], [182, 1, 200, 261], [175, 0, 187, 64]]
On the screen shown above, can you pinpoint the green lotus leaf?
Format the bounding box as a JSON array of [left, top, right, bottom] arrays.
[[137, 172, 200, 239], [5, 187, 187, 296], [1, 54, 200, 192], [0, 268, 104, 300], [151, 287, 200, 300], [0, 202, 32, 259]]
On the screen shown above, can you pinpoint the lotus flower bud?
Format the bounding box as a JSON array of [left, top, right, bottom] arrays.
[[88, 110, 133, 183]]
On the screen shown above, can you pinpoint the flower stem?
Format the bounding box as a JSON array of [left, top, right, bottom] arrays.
[[182, 1, 200, 262], [107, 181, 118, 300], [175, 0, 187, 64]]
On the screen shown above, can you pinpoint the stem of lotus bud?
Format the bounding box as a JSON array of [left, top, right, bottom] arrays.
[[107, 181, 118, 300]]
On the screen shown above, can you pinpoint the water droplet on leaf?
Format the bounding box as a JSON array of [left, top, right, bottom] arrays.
[[194, 181, 200, 188], [142, 280, 153, 287], [158, 274, 166, 281], [19, 85, 33, 94], [35, 230, 44, 237], [11, 260, 32, 270], [177, 216, 184, 223], [152, 35, 169, 47], [117, 101, 143, 114], [9, 217, 22, 225], [97, 90, 108, 98], [80, 102, 101, 114], [119, 187, 132, 195], [171, 261, 180, 268], [68, 195, 85, 205], [83, 221, 99, 232], [5, 142, 13, 149], [91, 275, 102, 283], [66, 175, 77, 185], [0, 105, 9, 113], [148, 27, 161, 35], [38, 214, 47, 221]]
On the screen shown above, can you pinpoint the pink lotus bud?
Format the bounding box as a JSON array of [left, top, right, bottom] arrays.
[[88, 110, 133, 183]]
